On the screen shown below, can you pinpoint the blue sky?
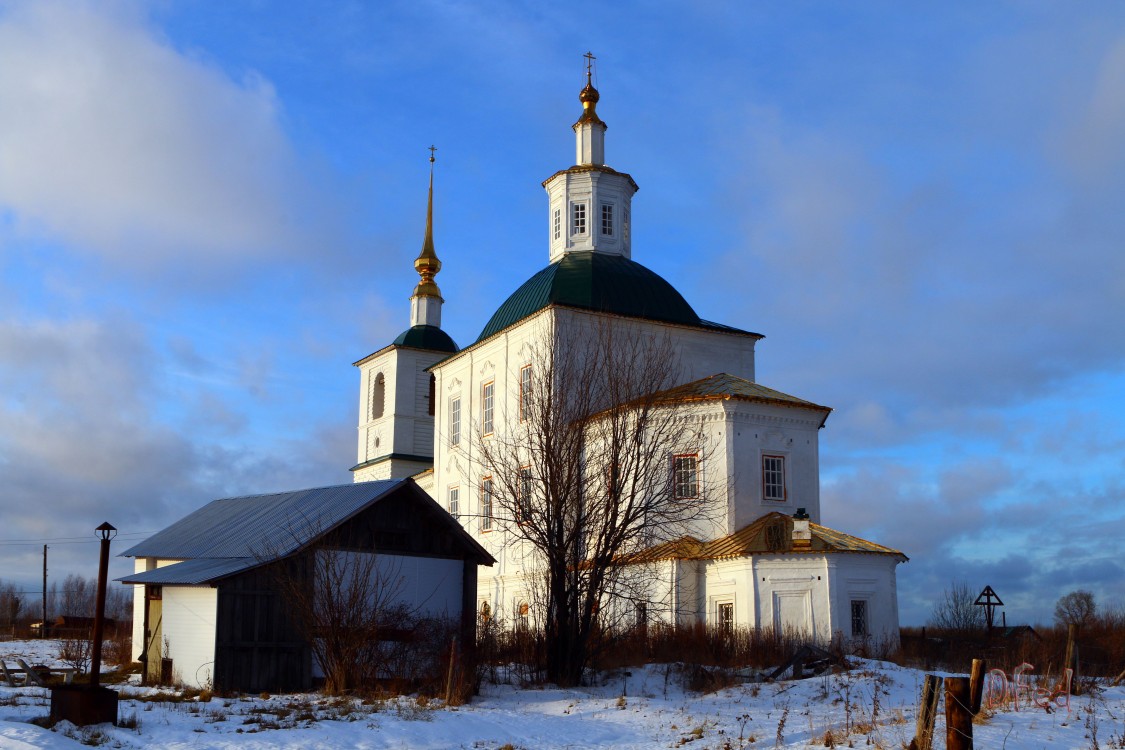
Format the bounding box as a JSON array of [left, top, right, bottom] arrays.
[[1, 0, 1123, 626]]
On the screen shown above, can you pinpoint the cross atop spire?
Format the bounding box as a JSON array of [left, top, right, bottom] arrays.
[[583, 51, 596, 83], [428, 144, 437, 163]]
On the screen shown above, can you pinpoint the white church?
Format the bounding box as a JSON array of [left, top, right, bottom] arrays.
[[351, 67, 906, 645]]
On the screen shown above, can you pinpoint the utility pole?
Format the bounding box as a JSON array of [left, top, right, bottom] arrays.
[[42, 544, 47, 639]]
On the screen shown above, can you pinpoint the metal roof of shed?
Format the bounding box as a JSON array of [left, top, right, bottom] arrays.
[[118, 479, 494, 586], [121, 557, 254, 585], [120, 480, 402, 560]]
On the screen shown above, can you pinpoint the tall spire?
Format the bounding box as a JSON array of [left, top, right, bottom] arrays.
[[573, 52, 606, 165], [410, 148, 443, 328]]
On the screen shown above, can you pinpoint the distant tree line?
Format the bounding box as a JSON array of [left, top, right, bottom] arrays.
[[0, 574, 132, 630]]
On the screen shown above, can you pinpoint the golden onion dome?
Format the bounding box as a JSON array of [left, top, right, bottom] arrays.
[[575, 73, 604, 127]]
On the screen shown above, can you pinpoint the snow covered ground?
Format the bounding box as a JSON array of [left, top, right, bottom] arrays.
[[2, 639, 1123, 749]]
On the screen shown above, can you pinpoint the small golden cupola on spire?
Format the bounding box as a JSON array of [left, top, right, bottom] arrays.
[[575, 71, 603, 127], [572, 52, 607, 166], [413, 147, 442, 301]]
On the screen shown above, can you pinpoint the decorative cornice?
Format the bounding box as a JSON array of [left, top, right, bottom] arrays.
[[349, 453, 434, 472]]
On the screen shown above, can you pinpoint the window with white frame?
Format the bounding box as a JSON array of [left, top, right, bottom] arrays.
[[763, 455, 786, 501], [572, 203, 586, 235], [519, 365, 532, 421], [601, 203, 613, 235], [553, 208, 561, 241], [482, 381, 495, 435], [718, 601, 734, 633], [481, 477, 493, 531], [851, 600, 868, 637], [518, 466, 532, 523], [448, 486, 460, 518], [517, 601, 530, 630], [673, 454, 698, 499], [450, 396, 461, 446]]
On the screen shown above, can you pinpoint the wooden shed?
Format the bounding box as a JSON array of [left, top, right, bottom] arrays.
[[119, 479, 493, 692]]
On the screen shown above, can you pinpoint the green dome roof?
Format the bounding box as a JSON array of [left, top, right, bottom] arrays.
[[392, 325, 459, 353], [477, 253, 701, 343]]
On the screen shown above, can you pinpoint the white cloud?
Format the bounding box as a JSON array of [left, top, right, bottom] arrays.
[[0, 1, 304, 267]]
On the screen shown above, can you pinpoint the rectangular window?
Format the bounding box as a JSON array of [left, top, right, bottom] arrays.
[[553, 208, 561, 240], [601, 203, 613, 235], [635, 602, 647, 628], [718, 602, 734, 633], [450, 397, 461, 446], [482, 381, 494, 435], [518, 466, 532, 523], [448, 486, 460, 518], [851, 600, 868, 637], [673, 454, 698, 499], [624, 206, 630, 242], [572, 203, 586, 235], [763, 455, 786, 501], [519, 365, 532, 421], [481, 477, 493, 531]]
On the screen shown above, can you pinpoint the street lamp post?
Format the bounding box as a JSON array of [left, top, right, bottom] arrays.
[[50, 521, 119, 726], [89, 522, 116, 689]]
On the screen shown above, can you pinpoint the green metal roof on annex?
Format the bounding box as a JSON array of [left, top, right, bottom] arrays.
[[476, 252, 761, 343]]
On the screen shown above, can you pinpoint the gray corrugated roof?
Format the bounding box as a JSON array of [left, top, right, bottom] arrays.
[[120, 481, 402, 560], [119, 558, 254, 585]]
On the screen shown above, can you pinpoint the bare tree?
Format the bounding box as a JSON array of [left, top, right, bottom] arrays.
[[266, 539, 429, 692], [477, 317, 715, 685], [928, 580, 985, 634], [0, 580, 21, 633], [1054, 590, 1096, 629], [59, 574, 96, 617]]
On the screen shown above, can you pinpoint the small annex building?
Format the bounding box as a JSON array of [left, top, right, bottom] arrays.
[[119, 479, 494, 692]]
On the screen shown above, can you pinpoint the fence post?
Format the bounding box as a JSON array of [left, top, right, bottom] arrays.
[[945, 677, 973, 750], [969, 659, 987, 715], [909, 674, 942, 750], [1065, 624, 1079, 696]]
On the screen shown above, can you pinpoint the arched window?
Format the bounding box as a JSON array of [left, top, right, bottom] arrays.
[[479, 601, 491, 624], [371, 372, 385, 420], [428, 374, 436, 416]]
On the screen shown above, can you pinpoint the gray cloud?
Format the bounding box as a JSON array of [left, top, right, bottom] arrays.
[[0, 1, 311, 271], [0, 310, 351, 592]]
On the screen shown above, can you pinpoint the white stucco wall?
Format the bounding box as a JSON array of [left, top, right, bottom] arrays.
[[354, 346, 447, 482], [827, 554, 902, 647], [427, 304, 842, 615], [129, 557, 186, 662], [161, 585, 218, 689], [319, 551, 464, 619]]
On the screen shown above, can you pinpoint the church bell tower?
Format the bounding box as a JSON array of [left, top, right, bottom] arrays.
[[352, 150, 459, 482]]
